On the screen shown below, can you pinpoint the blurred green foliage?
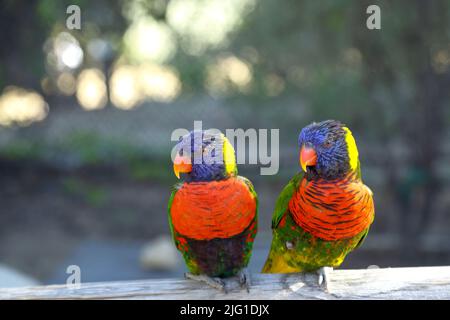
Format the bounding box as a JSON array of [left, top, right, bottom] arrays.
[[0, 139, 43, 160], [62, 177, 108, 207]]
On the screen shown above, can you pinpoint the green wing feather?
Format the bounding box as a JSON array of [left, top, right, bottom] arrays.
[[236, 175, 258, 267], [167, 182, 182, 241], [353, 227, 369, 250], [271, 172, 303, 229], [238, 175, 258, 216]]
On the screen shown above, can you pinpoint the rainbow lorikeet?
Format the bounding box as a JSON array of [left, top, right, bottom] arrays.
[[168, 130, 258, 292], [262, 120, 375, 287]]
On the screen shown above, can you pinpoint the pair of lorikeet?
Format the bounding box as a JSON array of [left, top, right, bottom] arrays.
[[168, 120, 375, 292]]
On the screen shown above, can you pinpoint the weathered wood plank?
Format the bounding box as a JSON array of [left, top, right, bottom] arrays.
[[0, 266, 449, 300]]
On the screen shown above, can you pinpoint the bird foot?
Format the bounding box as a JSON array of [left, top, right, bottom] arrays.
[[238, 268, 251, 293], [184, 273, 228, 293], [316, 267, 333, 291]]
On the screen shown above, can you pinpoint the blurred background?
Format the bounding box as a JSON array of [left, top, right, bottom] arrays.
[[0, 0, 449, 287]]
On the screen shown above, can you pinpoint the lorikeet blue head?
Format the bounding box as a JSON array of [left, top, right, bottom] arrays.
[[298, 120, 359, 180], [173, 130, 237, 182]]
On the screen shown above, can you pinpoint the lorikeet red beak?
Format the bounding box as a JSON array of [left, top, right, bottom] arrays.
[[173, 154, 192, 179], [300, 143, 317, 172]]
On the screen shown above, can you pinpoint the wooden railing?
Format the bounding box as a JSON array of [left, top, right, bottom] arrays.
[[0, 266, 449, 299]]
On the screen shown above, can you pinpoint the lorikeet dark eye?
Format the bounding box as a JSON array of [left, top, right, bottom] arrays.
[[323, 140, 332, 148]]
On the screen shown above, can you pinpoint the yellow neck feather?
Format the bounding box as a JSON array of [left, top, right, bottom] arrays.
[[221, 134, 237, 175], [343, 127, 359, 171]]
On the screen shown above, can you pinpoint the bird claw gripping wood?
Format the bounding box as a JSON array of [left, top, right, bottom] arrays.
[[184, 273, 228, 293], [317, 267, 333, 291], [239, 268, 251, 293]]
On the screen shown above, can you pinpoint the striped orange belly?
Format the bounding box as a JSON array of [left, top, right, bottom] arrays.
[[288, 175, 374, 241], [170, 177, 257, 240]]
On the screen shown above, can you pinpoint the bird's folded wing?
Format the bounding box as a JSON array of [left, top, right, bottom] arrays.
[[271, 172, 303, 229]]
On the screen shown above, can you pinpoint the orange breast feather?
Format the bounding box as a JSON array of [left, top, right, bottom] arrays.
[[170, 178, 257, 240], [288, 177, 374, 241]]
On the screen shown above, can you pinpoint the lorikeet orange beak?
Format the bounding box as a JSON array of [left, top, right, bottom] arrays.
[[300, 143, 317, 172], [173, 154, 192, 179]]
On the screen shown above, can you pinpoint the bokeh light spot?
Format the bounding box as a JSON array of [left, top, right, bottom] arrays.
[[57, 72, 77, 96], [205, 55, 252, 96], [124, 16, 176, 63], [0, 86, 49, 127], [110, 65, 142, 110], [76, 69, 108, 110], [138, 63, 182, 103]]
